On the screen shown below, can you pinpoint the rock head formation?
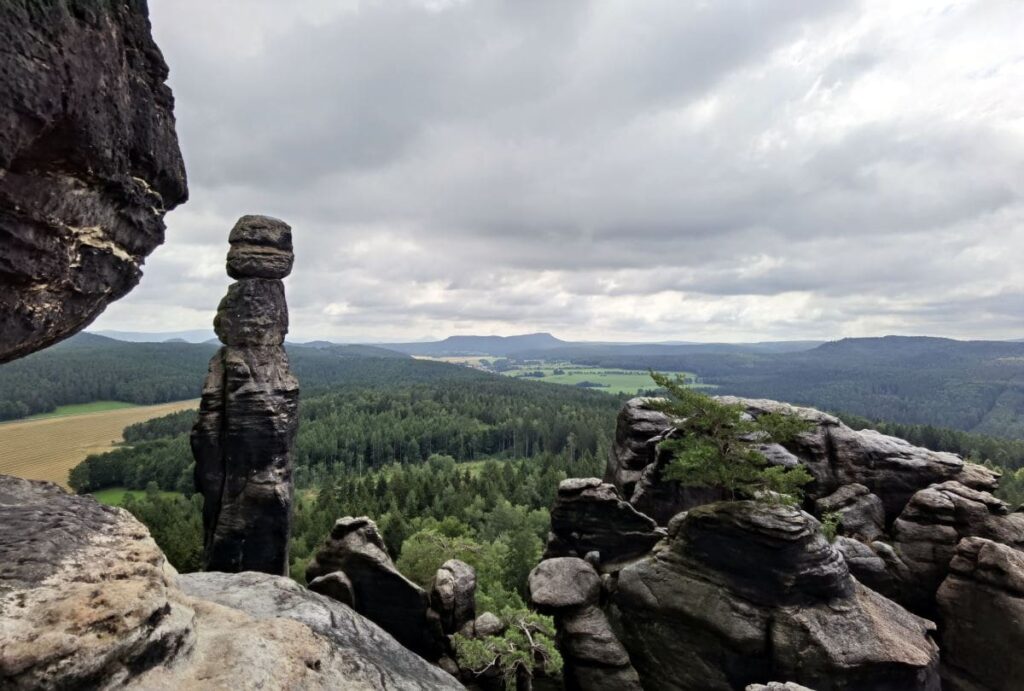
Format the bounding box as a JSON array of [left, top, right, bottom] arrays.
[[191, 215, 299, 575], [0, 0, 188, 363]]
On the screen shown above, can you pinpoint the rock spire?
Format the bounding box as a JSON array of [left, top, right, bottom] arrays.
[[191, 215, 299, 574]]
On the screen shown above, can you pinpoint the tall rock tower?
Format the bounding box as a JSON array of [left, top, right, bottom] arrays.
[[192, 215, 299, 575]]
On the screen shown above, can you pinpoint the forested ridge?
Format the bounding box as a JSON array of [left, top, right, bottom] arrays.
[[0, 333, 410, 420], [548, 336, 1024, 438]]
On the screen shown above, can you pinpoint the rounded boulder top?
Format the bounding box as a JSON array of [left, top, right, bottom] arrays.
[[227, 215, 294, 279]]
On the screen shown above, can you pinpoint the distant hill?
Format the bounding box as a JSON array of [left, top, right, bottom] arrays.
[[93, 329, 216, 343], [0, 334, 415, 421], [380, 332, 571, 356], [554, 335, 1024, 439], [379, 333, 824, 357]]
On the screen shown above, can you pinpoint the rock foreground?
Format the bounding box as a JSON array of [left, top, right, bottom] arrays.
[[0, 475, 461, 690], [191, 215, 299, 575], [531, 395, 1024, 690], [0, 0, 188, 363]]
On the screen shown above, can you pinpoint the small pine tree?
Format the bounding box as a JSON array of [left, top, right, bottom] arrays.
[[453, 609, 562, 691], [650, 371, 814, 504]]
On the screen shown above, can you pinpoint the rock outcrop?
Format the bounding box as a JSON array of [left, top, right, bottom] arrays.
[[544, 478, 665, 566], [936, 537, 1024, 691], [0, 0, 188, 363], [891, 481, 1024, 613], [191, 215, 298, 575], [529, 557, 642, 691], [0, 475, 461, 690], [606, 398, 726, 524], [608, 502, 941, 691], [431, 559, 477, 635], [607, 396, 1000, 526], [813, 483, 885, 542], [305, 516, 447, 661]]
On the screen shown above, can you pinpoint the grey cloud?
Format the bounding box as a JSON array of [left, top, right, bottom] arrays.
[[93, 0, 1024, 342]]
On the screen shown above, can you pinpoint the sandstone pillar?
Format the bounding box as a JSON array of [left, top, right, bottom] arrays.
[[192, 215, 298, 574]]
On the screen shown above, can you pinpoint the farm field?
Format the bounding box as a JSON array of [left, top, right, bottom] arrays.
[[24, 400, 138, 420], [0, 399, 199, 489], [501, 362, 665, 395], [92, 486, 182, 506]]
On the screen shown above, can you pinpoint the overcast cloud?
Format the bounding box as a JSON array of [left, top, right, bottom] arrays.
[[93, 0, 1024, 342]]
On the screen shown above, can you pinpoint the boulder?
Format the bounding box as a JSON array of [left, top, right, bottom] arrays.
[[308, 571, 355, 608], [610, 501, 940, 691], [814, 484, 885, 542], [528, 557, 642, 691], [0, 475, 461, 690], [226, 215, 294, 280], [0, 0, 187, 363], [544, 478, 665, 566], [892, 481, 1024, 612], [936, 537, 1024, 691], [430, 559, 476, 635], [459, 612, 506, 639], [305, 516, 446, 661], [192, 216, 298, 575]]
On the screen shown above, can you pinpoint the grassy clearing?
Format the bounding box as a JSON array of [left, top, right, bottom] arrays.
[[0, 399, 199, 489], [17, 400, 139, 421], [502, 362, 658, 395], [92, 487, 182, 505]]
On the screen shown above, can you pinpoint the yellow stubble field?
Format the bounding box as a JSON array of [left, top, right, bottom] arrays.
[[0, 399, 199, 489]]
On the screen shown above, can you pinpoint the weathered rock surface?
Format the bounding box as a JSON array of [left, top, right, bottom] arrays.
[[606, 398, 726, 524], [814, 483, 885, 542], [192, 215, 298, 575], [746, 684, 816, 691], [431, 559, 477, 635], [892, 481, 1024, 613], [459, 611, 507, 639], [308, 571, 355, 607], [528, 557, 642, 691], [609, 501, 940, 691], [306, 516, 446, 660], [544, 478, 665, 565], [608, 396, 999, 526], [226, 214, 294, 279], [176, 572, 460, 690], [0, 0, 187, 362], [0, 475, 461, 690], [936, 537, 1024, 691]]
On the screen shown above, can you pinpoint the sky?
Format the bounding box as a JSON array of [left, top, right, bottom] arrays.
[[93, 0, 1024, 343]]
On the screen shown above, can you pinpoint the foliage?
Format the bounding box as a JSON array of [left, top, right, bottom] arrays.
[[650, 371, 813, 504], [820, 511, 841, 542], [121, 484, 204, 572], [453, 609, 562, 691]]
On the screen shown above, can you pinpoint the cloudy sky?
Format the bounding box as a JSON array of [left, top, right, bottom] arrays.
[[94, 0, 1024, 343]]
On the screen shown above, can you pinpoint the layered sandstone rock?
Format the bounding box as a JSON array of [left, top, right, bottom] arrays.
[[892, 481, 1024, 613], [191, 215, 298, 575], [431, 559, 477, 635], [607, 396, 999, 526], [936, 537, 1024, 691], [0, 475, 460, 690], [0, 0, 187, 362], [305, 516, 446, 660], [608, 502, 940, 691], [543, 478, 665, 566], [529, 557, 642, 691], [813, 483, 885, 542]]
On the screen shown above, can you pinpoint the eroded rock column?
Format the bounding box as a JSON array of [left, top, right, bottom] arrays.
[[192, 215, 298, 575]]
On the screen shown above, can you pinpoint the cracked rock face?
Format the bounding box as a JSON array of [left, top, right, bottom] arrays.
[[0, 0, 188, 363], [305, 516, 447, 661], [936, 537, 1024, 691], [544, 478, 665, 566], [609, 502, 940, 691], [607, 396, 999, 527], [430, 559, 476, 635], [191, 216, 298, 575], [0, 475, 462, 690]]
